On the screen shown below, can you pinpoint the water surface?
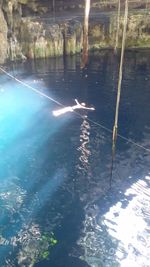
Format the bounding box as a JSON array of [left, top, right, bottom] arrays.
[[0, 50, 150, 267]]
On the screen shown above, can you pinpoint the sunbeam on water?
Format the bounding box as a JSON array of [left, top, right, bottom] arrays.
[[77, 177, 150, 267], [0, 71, 72, 266], [0, 51, 150, 267], [104, 177, 150, 267], [0, 77, 47, 147]]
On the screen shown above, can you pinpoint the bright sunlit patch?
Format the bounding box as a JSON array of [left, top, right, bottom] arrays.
[[145, 175, 150, 181], [77, 176, 150, 267], [0, 72, 70, 264], [103, 178, 150, 266], [0, 73, 68, 140], [0, 77, 45, 141], [0, 72, 70, 182]]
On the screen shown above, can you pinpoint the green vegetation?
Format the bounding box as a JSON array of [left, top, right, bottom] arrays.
[[42, 232, 58, 246], [31, 232, 58, 266]]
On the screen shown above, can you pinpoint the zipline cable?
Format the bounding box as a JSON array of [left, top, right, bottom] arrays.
[[0, 65, 150, 155]]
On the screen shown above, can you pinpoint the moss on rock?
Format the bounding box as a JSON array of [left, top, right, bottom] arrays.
[[1, 3, 150, 62]]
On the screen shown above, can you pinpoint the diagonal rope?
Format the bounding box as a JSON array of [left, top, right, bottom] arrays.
[[0, 66, 64, 107], [0, 65, 150, 154], [86, 117, 150, 153]]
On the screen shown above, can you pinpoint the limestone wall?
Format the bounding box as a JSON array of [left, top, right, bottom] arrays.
[[0, 0, 150, 62], [89, 12, 150, 49], [18, 12, 150, 60], [0, 8, 8, 63]]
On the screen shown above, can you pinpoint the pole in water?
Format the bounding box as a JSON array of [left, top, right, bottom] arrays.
[[114, 0, 121, 53], [110, 0, 128, 187], [110, 124, 117, 188], [81, 0, 91, 68]]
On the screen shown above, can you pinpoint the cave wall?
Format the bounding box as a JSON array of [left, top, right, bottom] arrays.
[[18, 12, 150, 60], [0, 6, 8, 64], [0, 0, 150, 63], [89, 13, 150, 50]]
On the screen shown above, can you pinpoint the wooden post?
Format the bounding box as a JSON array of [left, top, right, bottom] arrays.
[[81, 0, 91, 68], [110, 0, 128, 187], [114, 0, 121, 53]]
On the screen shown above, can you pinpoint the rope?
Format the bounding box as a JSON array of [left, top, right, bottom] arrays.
[[0, 66, 64, 107], [87, 117, 150, 153], [0, 65, 150, 154]]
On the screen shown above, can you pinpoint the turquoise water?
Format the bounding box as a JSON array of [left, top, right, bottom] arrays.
[[0, 50, 150, 267]]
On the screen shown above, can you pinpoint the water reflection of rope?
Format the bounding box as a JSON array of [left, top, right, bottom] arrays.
[[0, 66, 150, 154], [77, 118, 91, 170]]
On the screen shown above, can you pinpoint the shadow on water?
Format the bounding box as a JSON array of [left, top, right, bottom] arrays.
[[0, 50, 150, 267]]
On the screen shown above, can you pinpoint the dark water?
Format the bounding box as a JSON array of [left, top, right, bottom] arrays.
[[0, 50, 150, 267]]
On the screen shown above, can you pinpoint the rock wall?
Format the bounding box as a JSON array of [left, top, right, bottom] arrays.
[[0, 0, 150, 63], [15, 0, 149, 14], [89, 12, 150, 50], [18, 18, 83, 59], [0, 7, 8, 63], [18, 12, 150, 60]]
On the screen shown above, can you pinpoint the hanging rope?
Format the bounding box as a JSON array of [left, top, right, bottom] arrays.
[[110, 0, 129, 188], [114, 0, 121, 52]]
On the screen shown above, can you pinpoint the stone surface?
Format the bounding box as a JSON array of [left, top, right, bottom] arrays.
[[1, 1, 150, 62], [20, 18, 64, 59], [0, 8, 8, 63], [61, 20, 83, 55], [89, 11, 150, 50]]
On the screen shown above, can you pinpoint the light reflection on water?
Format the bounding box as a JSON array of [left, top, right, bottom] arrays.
[[77, 117, 91, 171], [78, 174, 150, 267], [0, 50, 150, 267]]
